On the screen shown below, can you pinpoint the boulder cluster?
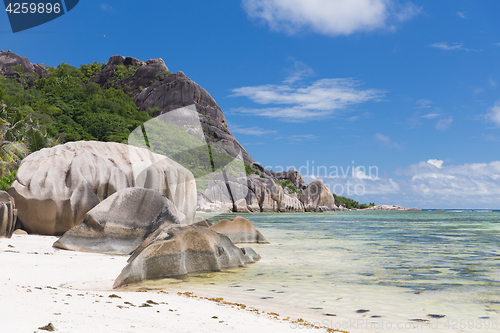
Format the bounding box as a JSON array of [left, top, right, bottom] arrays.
[[1, 141, 268, 288], [198, 171, 346, 214], [0, 52, 351, 287], [0, 50, 47, 80]]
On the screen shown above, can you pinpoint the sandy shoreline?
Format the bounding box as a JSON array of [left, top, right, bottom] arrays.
[[1, 234, 337, 333]]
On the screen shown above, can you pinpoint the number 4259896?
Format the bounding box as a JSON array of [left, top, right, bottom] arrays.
[[6, 2, 61, 14]]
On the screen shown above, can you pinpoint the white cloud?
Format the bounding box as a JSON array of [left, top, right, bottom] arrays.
[[230, 78, 384, 122], [241, 0, 421, 36], [291, 159, 500, 208], [487, 101, 500, 126], [456, 11, 466, 19], [375, 133, 390, 143], [375, 133, 400, 148], [287, 134, 318, 141], [421, 113, 440, 119], [99, 3, 112, 11], [435, 116, 453, 131], [404, 161, 500, 198], [489, 79, 497, 88], [284, 61, 315, 84], [230, 125, 277, 136], [428, 42, 477, 51], [427, 159, 444, 169], [353, 166, 380, 180], [416, 99, 432, 108]]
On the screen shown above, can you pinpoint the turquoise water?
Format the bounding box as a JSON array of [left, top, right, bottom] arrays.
[[138, 211, 500, 332]]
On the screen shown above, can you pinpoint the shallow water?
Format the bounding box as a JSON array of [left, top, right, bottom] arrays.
[[136, 211, 500, 332]]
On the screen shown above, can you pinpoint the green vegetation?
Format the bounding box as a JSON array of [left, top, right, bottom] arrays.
[[244, 163, 267, 179], [155, 70, 172, 78], [0, 169, 16, 191], [0, 91, 53, 178], [0, 62, 150, 144], [333, 194, 375, 209], [112, 64, 139, 83], [276, 179, 301, 194]]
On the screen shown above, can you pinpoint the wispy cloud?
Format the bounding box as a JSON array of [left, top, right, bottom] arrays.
[[428, 42, 478, 51], [241, 0, 421, 37], [483, 134, 497, 142], [230, 77, 385, 122], [489, 79, 497, 88], [287, 134, 318, 141], [99, 3, 112, 11], [312, 159, 500, 208], [375, 133, 400, 149], [421, 113, 440, 119], [274, 134, 319, 142], [416, 99, 432, 108], [230, 125, 277, 136], [487, 100, 500, 126], [284, 60, 315, 84], [456, 11, 466, 19], [403, 160, 500, 198], [435, 116, 453, 131]]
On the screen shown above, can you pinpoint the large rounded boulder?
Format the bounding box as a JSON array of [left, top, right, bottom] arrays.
[[209, 216, 269, 244], [0, 191, 17, 238], [53, 188, 185, 255], [113, 225, 259, 288], [299, 179, 336, 212], [8, 141, 196, 235]]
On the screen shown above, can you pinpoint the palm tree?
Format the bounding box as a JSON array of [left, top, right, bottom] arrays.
[[0, 102, 28, 178], [0, 99, 54, 178]]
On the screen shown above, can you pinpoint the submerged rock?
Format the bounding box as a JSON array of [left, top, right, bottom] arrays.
[[53, 188, 184, 254], [209, 216, 269, 244], [9, 141, 196, 235], [0, 191, 17, 238], [113, 225, 259, 288]]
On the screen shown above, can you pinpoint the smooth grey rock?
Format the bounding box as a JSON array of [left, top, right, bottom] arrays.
[[113, 225, 259, 288], [245, 190, 261, 212], [279, 193, 305, 212], [0, 191, 17, 238], [299, 179, 336, 212], [241, 247, 261, 261], [9, 141, 196, 235], [53, 188, 184, 254], [315, 206, 331, 212], [210, 216, 269, 244]]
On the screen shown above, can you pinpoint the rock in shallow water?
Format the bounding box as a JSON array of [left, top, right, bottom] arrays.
[[209, 216, 269, 244], [53, 188, 185, 255], [113, 225, 259, 288]]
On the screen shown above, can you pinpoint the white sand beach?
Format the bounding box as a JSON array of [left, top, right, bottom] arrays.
[[0, 234, 333, 333]]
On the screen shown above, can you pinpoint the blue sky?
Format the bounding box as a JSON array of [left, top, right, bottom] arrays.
[[1, 0, 500, 208]]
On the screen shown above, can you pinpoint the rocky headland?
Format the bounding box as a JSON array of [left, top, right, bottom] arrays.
[[363, 205, 421, 211]]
